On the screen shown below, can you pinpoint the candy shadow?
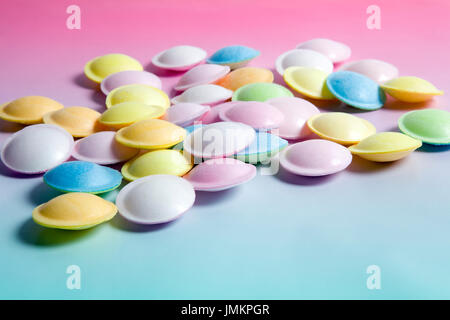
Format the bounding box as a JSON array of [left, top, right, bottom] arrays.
[[90, 91, 107, 111], [145, 62, 185, 78], [17, 218, 98, 247], [276, 166, 336, 186], [383, 98, 435, 110], [346, 156, 396, 174], [417, 143, 450, 153], [28, 182, 62, 206], [0, 119, 23, 133], [194, 188, 239, 206], [0, 161, 42, 179], [109, 213, 177, 233], [73, 73, 99, 90]]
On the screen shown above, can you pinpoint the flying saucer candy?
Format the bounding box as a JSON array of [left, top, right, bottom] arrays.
[[43, 161, 122, 194], [275, 49, 333, 76], [266, 97, 320, 140], [283, 66, 335, 100], [381, 76, 443, 103], [116, 175, 196, 224], [398, 109, 450, 145], [105, 84, 170, 109], [99, 102, 166, 129], [84, 53, 143, 83], [348, 132, 422, 162], [280, 139, 352, 176], [162, 103, 210, 127], [43, 106, 103, 138], [199, 102, 239, 124], [1, 124, 74, 174], [234, 131, 288, 164], [216, 67, 274, 91], [171, 84, 233, 105], [0, 96, 64, 125], [207, 45, 260, 69], [183, 121, 256, 158], [115, 119, 186, 149], [326, 71, 386, 110], [232, 83, 293, 102], [296, 38, 351, 63], [152, 45, 207, 71], [121, 149, 193, 181], [100, 70, 162, 95], [307, 112, 376, 145], [72, 131, 139, 165], [174, 64, 230, 91], [32, 193, 117, 230], [183, 158, 256, 191], [339, 59, 399, 83], [218, 101, 284, 130]]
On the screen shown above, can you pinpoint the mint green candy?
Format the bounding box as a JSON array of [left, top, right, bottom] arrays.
[[232, 82, 293, 102], [398, 109, 450, 145]]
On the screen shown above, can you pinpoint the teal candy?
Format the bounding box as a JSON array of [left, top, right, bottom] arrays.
[[43, 161, 122, 194], [234, 131, 288, 163], [326, 71, 386, 110], [207, 45, 260, 64]]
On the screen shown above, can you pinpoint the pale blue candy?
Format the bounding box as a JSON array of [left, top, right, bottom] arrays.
[[207, 45, 260, 65], [234, 131, 288, 163], [172, 124, 203, 151], [43, 161, 122, 194], [326, 71, 386, 110]]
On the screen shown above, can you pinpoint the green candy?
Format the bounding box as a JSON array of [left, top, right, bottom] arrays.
[[398, 109, 450, 145], [232, 82, 293, 102]]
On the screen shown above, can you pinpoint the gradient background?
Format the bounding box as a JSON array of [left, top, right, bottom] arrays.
[[1, 0, 450, 299]]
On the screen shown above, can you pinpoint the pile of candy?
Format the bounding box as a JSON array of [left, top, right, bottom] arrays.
[[1, 40, 449, 231]]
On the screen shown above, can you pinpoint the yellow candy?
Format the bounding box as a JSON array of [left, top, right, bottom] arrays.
[[307, 112, 376, 145], [99, 102, 165, 129], [115, 119, 186, 149], [283, 66, 335, 100], [84, 53, 143, 83], [122, 149, 193, 181], [105, 84, 170, 110], [381, 76, 443, 103], [0, 96, 64, 124], [32, 193, 117, 230], [216, 67, 274, 91], [348, 132, 422, 162], [43, 106, 103, 138]]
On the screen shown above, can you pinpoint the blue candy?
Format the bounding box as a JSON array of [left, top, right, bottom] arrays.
[[43, 161, 122, 194], [326, 71, 386, 110], [235, 131, 288, 163], [207, 45, 260, 66]]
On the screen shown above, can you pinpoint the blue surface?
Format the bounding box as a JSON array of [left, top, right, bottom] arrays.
[[327, 71, 386, 110], [43, 161, 122, 194], [207, 45, 260, 64]]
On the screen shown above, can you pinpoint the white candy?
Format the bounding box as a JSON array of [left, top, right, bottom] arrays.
[[275, 49, 333, 76], [171, 84, 233, 105], [116, 175, 196, 224], [162, 103, 210, 127], [152, 45, 207, 71], [339, 59, 399, 83], [183, 121, 256, 158], [175, 64, 230, 91], [1, 124, 74, 174]]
